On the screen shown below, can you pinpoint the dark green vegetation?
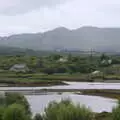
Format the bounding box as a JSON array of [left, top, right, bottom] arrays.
[[43, 99, 94, 120], [112, 101, 120, 120], [0, 53, 120, 86], [1, 93, 120, 120], [0, 93, 31, 115], [0, 93, 31, 120], [2, 104, 27, 120]]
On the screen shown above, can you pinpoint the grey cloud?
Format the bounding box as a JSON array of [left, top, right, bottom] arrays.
[[0, 0, 120, 36], [0, 0, 70, 15]]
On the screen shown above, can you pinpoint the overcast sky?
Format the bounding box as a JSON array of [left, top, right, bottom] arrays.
[[0, 0, 120, 36]]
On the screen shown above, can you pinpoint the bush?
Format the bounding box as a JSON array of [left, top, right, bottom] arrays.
[[5, 93, 31, 115], [112, 101, 120, 120], [34, 113, 43, 120], [41, 68, 55, 75], [3, 104, 28, 120], [43, 99, 94, 120], [0, 106, 5, 120]]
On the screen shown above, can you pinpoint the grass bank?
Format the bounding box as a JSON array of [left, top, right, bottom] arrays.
[[0, 72, 91, 86], [80, 89, 120, 100], [1, 72, 120, 86]]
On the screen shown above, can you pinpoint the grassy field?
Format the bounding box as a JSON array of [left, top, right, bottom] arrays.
[[1, 71, 120, 86], [0, 72, 91, 86]]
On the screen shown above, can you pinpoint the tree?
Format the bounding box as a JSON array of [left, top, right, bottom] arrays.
[[43, 99, 94, 120], [3, 104, 28, 120], [52, 54, 61, 61], [100, 53, 109, 61], [34, 113, 43, 120], [37, 59, 44, 68], [48, 54, 61, 61], [42, 67, 55, 75], [5, 93, 31, 115]]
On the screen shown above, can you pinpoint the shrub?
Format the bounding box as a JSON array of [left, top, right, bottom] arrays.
[[43, 99, 94, 120], [34, 113, 43, 120], [3, 104, 28, 120], [112, 100, 120, 120], [0, 106, 5, 120], [5, 93, 31, 115]]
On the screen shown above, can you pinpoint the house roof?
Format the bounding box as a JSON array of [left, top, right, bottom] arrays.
[[11, 64, 27, 69], [59, 58, 67, 62], [92, 70, 101, 74]]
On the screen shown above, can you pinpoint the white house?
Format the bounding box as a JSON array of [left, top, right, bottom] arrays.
[[58, 57, 68, 62], [108, 59, 112, 64], [91, 70, 101, 75], [91, 70, 103, 77], [101, 59, 112, 65], [10, 64, 29, 72]]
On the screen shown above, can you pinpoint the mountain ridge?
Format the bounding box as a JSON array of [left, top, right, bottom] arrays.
[[0, 26, 120, 52]]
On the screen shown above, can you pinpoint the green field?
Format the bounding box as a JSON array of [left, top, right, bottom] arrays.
[[1, 70, 120, 86], [0, 72, 91, 86]]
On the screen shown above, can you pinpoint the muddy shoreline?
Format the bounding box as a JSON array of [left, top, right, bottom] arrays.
[[0, 81, 67, 87], [1, 88, 120, 99], [1, 79, 120, 87]]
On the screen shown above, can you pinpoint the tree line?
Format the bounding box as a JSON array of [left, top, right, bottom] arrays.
[[0, 53, 118, 74]]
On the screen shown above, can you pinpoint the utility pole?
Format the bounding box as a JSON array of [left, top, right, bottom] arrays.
[[89, 48, 94, 81], [90, 48, 93, 61]]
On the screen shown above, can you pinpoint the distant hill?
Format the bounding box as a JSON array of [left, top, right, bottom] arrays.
[[1, 26, 120, 52], [0, 46, 40, 56]]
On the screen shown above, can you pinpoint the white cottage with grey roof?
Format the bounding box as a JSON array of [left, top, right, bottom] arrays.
[[10, 64, 29, 72]]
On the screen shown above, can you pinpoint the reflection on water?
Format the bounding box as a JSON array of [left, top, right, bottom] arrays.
[[55, 82, 120, 89], [26, 93, 117, 115], [1, 82, 120, 90]]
